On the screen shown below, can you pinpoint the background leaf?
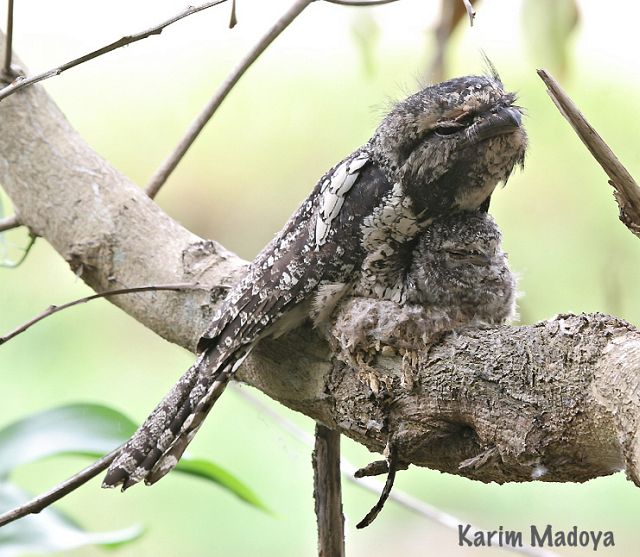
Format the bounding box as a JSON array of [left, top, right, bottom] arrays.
[[0, 403, 268, 510], [0, 483, 143, 557], [0, 403, 135, 479], [176, 458, 271, 512]]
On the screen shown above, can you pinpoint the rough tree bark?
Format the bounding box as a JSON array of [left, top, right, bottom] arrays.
[[2, 50, 640, 488]]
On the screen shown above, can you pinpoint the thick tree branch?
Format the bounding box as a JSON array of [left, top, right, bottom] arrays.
[[235, 387, 561, 557], [1, 42, 640, 490]]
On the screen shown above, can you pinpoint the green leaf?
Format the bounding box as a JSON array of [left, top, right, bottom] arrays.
[[0, 403, 269, 511], [0, 403, 136, 479], [175, 458, 270, 512], [0, 483, 143, 557]]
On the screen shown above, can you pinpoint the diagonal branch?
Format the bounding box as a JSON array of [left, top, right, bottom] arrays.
[[0, 449, 118, 528], [0, 213, 20, 232], [145, 0, 314, 198], [0, 282, 201, 346], [538, 69, 640, 239], [0, 0, 230, 102]]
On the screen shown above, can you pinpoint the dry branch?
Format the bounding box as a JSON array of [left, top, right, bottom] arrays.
[[1, 0, 15, 80], [0, 213, 20, 232], [0, 450, 118, 527], [0, 1, 230, 102], [538, 69, 640, 239], [0, 38, 639, 496], [0, 283, 200, 345], [313, 424, 345, 557], [145, 0, 314, 198]]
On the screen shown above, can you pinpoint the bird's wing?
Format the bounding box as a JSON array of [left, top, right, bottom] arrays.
[[198, 150, 397, 366], [103, 151, 394, 489]]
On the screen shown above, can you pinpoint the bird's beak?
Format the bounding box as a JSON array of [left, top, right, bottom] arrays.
[[464, 106, 523, 144]]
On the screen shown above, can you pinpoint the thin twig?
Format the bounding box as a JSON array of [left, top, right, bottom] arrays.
[[2, 0, 14, 80], [0, 282, 200, 345], [355, 439, 398, 529], [462, 0, 476, 25], [537, 69, 640, 239], [232, 386, 561, 557], [1, 233, 36, 269], [0, 213, 20, 232], [145, 0, 313, 199], [313, 424, 345, 557], [0, 1, 229, 101], [229, 0, 238, 28], [322, 0, 401, 5], [0, 447, 119, 527]]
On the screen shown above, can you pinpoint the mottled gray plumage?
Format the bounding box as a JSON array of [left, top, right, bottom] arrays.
[[103, 74, 527, 490], [329, 212, 517, 363]]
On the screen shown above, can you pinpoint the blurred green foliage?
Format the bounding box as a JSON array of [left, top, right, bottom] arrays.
[[1, 3, 640, 556], [0, 403, 267, 555]]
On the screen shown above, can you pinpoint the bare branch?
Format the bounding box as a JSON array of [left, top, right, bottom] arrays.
[[462, 0, 476, 25], [0, 283, 201, 346], [0, 448, 118, 528], [229, 0, 238, 28], [0, 233, 35, 269], [1, 0, 15, 80], [322, 0, 402, 5], [538, 69, 640, 238], [355, 440, 398, 529], [313, 424, 345, 557], [0, 0, 230, 102], [145, 0, 314, 198], [0, 213, 20, 232]]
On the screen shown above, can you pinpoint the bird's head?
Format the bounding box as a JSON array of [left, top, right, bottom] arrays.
[[371, 74, 527, 217], [407, 211, 516, 316]]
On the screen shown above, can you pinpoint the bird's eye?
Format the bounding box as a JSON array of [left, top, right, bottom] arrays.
[[433, 110, 478, 137], [433, 122, 464, 137]]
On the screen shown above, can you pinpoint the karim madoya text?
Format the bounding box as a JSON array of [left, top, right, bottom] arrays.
[[458, 524, 615, 550]]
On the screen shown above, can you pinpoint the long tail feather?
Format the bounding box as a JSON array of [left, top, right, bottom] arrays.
[[102, 345, 253, 490]]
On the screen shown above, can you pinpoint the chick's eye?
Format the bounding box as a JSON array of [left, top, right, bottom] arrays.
[[447, 249, 469, 259]]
